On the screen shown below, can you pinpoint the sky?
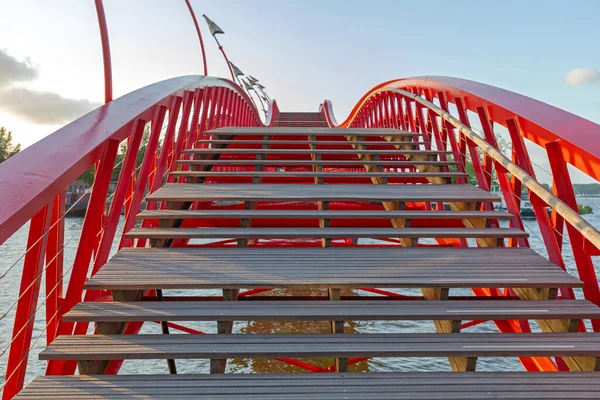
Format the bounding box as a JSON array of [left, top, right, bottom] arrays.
[[0, 0, 599, 182]]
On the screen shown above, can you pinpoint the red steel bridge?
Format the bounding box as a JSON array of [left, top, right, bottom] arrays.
[[2, 2, 600, 399]]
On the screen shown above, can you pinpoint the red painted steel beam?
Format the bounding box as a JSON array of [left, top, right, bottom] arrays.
[[184, 0, 208, 76], [0, 76, 261, 245], [93, 0, 112, 103], [325, 76, 600, 182], [3, 205, 52, 399], [546, 140, 600, 325]]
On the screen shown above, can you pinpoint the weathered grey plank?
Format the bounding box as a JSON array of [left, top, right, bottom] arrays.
[[136, 209, 514, 220], [63, 299, 600, 323], [18, 372, 600, 399], [124, 227, 527, 240], [183, 148, 449, 155], [197, 139, 427, 146], [146, 183, 501, 202], [177, 159, 457, 166], [84, 247, 582, 290], [39, 333, 600, 360], [208, 127, 422, 137], [168, 171, 467, 179]]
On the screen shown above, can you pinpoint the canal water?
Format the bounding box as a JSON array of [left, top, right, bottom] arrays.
[[1, 197, 599, 384]]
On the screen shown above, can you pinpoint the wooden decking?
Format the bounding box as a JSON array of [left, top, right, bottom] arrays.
[[146, 183, 500, 202], [19, 372, 600, 399], [64, 299, 600, 323], [83, 247, 578, 290], [19, 124, 600, 399]]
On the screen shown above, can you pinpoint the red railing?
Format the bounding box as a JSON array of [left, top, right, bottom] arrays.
[[0, 75, 265, 398], [322, 76, 600, 371], [3, 70, 600, 397]]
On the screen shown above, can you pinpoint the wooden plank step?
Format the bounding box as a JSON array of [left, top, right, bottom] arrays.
[[146, 183, 500, 203], [208, 127, 423, 137], [177, 159, 458, 166], [39, 332, 600, 361], [63, 299, 600, 323], [124, 227, 528, 240], [169, 170, 468, 179], [136, 209, 514, 221], [182, 148, 449, 155], [19, 372, 600, 399], [84, 247, 582, 290], [197, 139, 428, 146]]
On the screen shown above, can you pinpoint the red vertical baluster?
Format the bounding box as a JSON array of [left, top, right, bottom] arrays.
[[546, 140, 600, 326], [505, 118, 568, 271], [454, 97, 469, 170], [476, 105, 527, 246], [45, 193, 65, 345], [137, 96, 183, 248], [118, 106, 168, 248], [437, 93, 467, 183], [396, 94, 407, 131], [382, 93, 390, 128], [167, 91, 195, 183], [70, 120, 146, 339], [3, 204, 52, 399], [47, 138, 119, 376]]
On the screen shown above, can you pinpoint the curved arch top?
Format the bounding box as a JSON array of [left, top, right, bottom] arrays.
[[0, 75, 263, 244], [324, 76, 600, 182]]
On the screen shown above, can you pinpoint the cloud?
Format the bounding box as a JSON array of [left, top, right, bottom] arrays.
[[0, 49, 37, 87], [0, 49, 99, 124], [0, 87, 100, 125], [564, 68, 600, 86]]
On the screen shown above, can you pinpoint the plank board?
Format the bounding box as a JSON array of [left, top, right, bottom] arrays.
[[182, 148, 449, 155], [39, 332, 600, 360], [177, 159, 458, 166], [124, 227, 528, 240], [63, 299, 600, 323], [208, 127, 423, 137], [19, 372, 600, 399], [136, 209, 514, 220], [146, 183, 501, 203], [168, 171, 467, 179], [84, 247, 582, 290], [196, 139, 428, 146]]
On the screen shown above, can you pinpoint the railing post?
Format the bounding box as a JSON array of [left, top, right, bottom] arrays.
[[395, 94, 407, 131], [476, 105, 527, 245], [437, 92, 467, 183], [45, 193, 65, 346], [136, 97, 183, 264], [46, 138, 120, 376], [3, 204, 52, 399], [168, 91, 195, 183], [210, 87, 224, 130], [546, 140, 600, 328], [505, 118, 568, 271], [119, 105, 168, 248], [405, 99, 417, 134]]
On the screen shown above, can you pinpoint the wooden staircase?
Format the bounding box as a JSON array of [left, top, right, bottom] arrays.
[[17, 119, 600, 398]]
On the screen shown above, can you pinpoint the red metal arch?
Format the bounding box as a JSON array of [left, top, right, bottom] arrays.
[[0, 76, 263, 245], [322, 77, 600, 373], [323, 76, 600, 182]]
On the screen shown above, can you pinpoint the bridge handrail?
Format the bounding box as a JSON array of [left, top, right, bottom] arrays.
[[398, 88, 600, 251], [322, 78, 600, 253], [327, 76, 600, 182], [0, 75, 264, 245]]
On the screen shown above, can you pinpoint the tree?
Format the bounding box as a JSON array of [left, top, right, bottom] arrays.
[[80, 125, 159, 185], [0, 127, 21, 163], [448, 133, 511, 188]]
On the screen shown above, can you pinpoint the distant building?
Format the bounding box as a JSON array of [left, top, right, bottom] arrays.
[[65, 179, 91, 216]]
